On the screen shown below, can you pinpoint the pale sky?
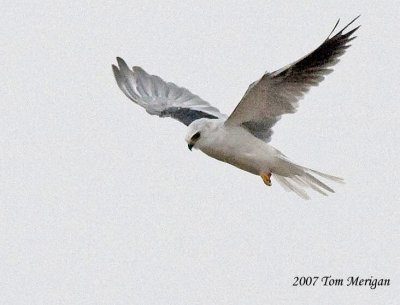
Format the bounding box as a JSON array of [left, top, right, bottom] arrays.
[[1, 1, 399, 304]]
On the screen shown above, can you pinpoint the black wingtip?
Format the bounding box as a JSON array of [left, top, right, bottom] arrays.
[[339, 15, 361, 34], [116, 57, 129, 70], [112, 64, 119, 75], [327, 18, 341, 39], [344, 25, 361, 38], [327, 16, 361, 39]]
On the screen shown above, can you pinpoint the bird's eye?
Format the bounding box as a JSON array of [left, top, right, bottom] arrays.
[[191, 132, 201, 141]]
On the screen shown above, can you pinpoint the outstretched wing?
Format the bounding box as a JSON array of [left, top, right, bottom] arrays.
[[112, 57, 225, 126], [225, 16, 360, 142]]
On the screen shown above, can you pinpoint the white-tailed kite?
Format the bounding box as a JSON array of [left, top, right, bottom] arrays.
[[112, 17, 360, 199]]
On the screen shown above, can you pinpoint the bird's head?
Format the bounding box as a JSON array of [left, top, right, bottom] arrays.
[[185, 118, 221, 151]]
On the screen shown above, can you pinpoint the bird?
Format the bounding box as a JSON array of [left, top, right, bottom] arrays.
[[112, 16, 360, 199]]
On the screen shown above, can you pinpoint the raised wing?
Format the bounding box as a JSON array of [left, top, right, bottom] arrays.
[[112, 57, 225, 126], [225, 16, 360, 142]]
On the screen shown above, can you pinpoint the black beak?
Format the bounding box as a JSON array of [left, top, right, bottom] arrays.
[[188, 143, 194, 151]]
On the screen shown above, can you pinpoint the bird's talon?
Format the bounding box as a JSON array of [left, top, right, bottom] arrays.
[[261, 172, 272, 186]]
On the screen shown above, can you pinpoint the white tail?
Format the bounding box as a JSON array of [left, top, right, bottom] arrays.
[[273, 156, 344, 200]]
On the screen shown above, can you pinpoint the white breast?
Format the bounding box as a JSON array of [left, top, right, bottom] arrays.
[[197, 123, 276, 175]]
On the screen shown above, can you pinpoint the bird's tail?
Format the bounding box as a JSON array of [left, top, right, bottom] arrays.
[[272, 156, 344, 200]]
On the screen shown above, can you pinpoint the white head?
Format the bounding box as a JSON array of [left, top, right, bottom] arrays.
[[185, 118, 222, 151]]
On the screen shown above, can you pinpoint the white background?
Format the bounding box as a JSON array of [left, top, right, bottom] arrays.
[[2, 1, 399, 304]]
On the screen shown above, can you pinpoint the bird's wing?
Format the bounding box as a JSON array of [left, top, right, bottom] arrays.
[[225, 16, 360, 142], [112, 57, 226, 126]]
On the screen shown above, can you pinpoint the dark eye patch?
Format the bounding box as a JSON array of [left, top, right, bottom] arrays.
[[191, 132, 201, 141]]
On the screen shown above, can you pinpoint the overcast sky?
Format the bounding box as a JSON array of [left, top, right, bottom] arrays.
[[2, 1, 399, 304]]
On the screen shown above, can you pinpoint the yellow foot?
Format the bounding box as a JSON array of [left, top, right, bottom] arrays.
[[260, 172, 272, 186]]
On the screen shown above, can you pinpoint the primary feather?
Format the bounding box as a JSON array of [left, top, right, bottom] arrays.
[[112, 57, 225, 126]]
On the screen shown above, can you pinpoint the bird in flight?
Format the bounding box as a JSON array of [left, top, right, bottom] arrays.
[[112, 16, 360, 199]]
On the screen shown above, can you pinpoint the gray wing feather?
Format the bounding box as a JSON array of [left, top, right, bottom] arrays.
[[226, 16, 360, 142], [112, 58, 225, 126]]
